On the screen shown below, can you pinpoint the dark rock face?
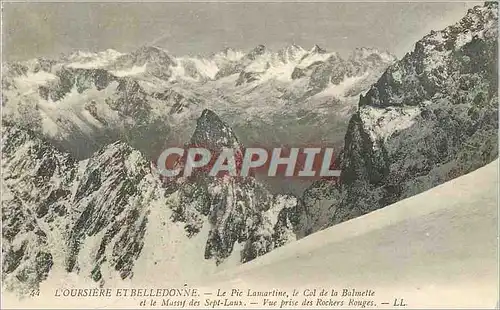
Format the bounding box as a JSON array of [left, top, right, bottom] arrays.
[[299, 2, 498, 234], [190, 109, 241, 150], [1, 125, 77, 295], [1, 110, 301, 295], [202, 178, 287, 264], [336, 3, 498, 224], [2, 124, 164, 292], [168, 109, 300, 265], [32, 58, 57, 74], [65, 141, 157, 283], [295, 179, 341, 238], [247, 45, 267, 60], [5, 63, 29, 77], [153, 88, 202, 115], [359, 5, 498, 109], [107, 78, 151, 121], [39, 67, 117, 101], [111, 45, 177, 80]]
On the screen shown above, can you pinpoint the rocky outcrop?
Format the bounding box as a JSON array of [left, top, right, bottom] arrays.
[[300, 2, 498, 234], [336, 3, 498, 224], [39, 67, 116, 101], [166, 109, 300, 264], [110, 45, 176, 80], [1, 124, 77, 295], [1, 110, 302, 295]]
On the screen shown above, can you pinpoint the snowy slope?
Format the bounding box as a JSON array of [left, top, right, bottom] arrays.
[[203, 159, 499, 309], [3, 160, 497, 309]]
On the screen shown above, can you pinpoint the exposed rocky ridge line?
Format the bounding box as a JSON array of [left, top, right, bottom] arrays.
[[2, 110, 302, 296], [161, 109, 300, 264], [300, 2, 498, 235]]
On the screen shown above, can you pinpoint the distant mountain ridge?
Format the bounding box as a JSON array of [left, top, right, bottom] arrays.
[[2, 43, 395, 161], [3, 43, 394, 85]]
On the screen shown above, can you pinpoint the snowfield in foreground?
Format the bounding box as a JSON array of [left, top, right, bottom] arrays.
[[2, 160, 498, 309], [203, 159, 499, 309]]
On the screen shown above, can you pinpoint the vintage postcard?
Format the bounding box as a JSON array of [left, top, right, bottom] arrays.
[[1, 0, 499, 309]]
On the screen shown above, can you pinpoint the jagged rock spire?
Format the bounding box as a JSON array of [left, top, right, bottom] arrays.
[[189, 109, 240, 150]]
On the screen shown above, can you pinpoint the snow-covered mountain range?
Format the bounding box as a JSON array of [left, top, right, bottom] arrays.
[[2, 43, 395, 160], [1, 2, 498, 300]]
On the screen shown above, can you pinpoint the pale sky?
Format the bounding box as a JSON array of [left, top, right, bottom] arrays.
[[2, 1, 478, 61]]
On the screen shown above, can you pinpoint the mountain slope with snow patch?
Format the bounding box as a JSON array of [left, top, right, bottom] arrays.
[[203, 159, 499, 309], [299, 2, 498, 236]]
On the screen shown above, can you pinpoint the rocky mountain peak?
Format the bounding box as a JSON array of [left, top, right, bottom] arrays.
[[220, 47, 237, 55], [349, 47, 396, 64], [417, 2, 498, 54], [246, 44, 267, 60], [276, 44, 307, 63], [190, 109, 240, 150], [213, 47, 245, 63], [131, 45, 175, 65], [110, 45, 176, 80], [165, 109, 300, 265], [298, 2, 498, 237], [310, 44, 327, 54], [280, 44, 304, 54], [134, 45, 169, 56], [335, 1, 498, 224], [359, 2, 497, 109]]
